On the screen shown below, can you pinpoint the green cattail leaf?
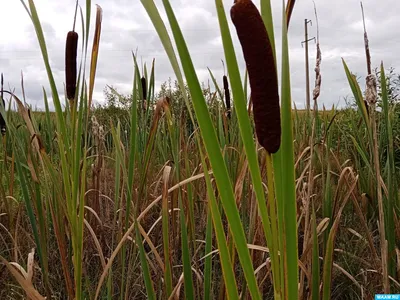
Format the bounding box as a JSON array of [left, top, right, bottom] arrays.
[[380, 63, 397, 277], [279, 0, 298, 298], [311, 206, 320, 300], [88, 5, 102, 108]]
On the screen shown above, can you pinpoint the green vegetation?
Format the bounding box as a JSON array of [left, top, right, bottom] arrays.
[[0, 0, 399, 299]]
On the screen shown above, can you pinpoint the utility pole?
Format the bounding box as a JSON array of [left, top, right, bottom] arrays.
[[301, 19, 315, 113]]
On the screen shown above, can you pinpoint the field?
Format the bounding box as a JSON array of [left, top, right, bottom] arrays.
[[0, 0, 399, 299]]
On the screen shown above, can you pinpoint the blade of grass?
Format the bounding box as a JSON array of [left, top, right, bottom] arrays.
[[342, 59, 370, 134], [260, 0, 276, 61], [278, 1, 298, 298], [311, 205, 320, 300], [322, 173, 358, 299], [162, 166, 173, 297], [380, 63, 396, 278], [203, 207, 213, 300], [88, 5, 102, 108]]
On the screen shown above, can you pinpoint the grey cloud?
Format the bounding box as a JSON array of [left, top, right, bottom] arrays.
[[1, 0, 400, 111]]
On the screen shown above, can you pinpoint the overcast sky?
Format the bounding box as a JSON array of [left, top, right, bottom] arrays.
[[1, 0, 399, 110]]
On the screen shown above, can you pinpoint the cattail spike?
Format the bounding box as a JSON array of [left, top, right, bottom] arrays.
[[141, 76, 147, 110], [65, 31, 78, 101], [0, 73, 5, 135], [223, 75, 231, 119], [141, 76, 147, 100], [231, 0, 281, 153]]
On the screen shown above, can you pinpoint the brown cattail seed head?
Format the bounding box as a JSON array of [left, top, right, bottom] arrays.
[[223, 75, 231, 118], [231, 0, 281, 153], [365, 73, 377, 105], [0, 73, 5, 135], [363, 100, 369, 116], [141, 77, 147, 100], [65, 31, 78, 100]]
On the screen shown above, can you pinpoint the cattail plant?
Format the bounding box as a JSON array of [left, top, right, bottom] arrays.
[[0, 73, 5, 135], [230, 0, 298, 298], [362, 2, 390, 292], [65, 30, 78, 102], [223, 75, 231, 119], [231, 0, 281, 153]]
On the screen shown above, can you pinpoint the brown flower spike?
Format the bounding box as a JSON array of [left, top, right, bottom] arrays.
[[223, 75, 231, 119], [141, 76, 147, 100], [65, 31, 78, 101], [0, 73, 5, 135], [231, 0, 281, 153]]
